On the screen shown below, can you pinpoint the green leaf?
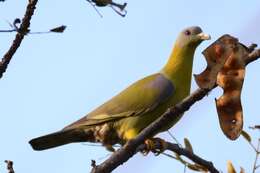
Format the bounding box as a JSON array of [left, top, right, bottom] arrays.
[[184, 138, 193, 153], [241, 130, 252, 143]]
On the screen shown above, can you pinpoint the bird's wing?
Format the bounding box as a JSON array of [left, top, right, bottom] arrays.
[[64, 73, 174, 129]]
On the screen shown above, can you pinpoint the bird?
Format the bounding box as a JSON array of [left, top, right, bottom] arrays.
[[29, 26, 210, 151]]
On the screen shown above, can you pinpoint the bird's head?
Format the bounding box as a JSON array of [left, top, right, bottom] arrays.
[[175, 26, 211, 49], [162, 26, 210, 77]]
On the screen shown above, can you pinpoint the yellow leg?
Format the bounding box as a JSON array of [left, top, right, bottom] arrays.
[[123, 129, 167, 156]]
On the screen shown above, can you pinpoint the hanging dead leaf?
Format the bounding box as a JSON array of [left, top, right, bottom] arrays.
[[197, 35, 248, 140], [194, 35, 237, 89], [215, 40, 248, 140]]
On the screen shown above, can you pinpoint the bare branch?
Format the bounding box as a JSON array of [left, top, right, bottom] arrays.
[[0, 0, 38, 79], [0, 25, 66, 34], [91, 46, 260, 173]]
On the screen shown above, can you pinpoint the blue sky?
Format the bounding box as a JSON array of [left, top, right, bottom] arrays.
[[0, 0, 260, 173]]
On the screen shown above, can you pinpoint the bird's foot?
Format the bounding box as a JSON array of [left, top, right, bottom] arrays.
[[141, 138, 167, 156]]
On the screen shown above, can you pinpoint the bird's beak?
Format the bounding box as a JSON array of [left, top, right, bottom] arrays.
[[197, 33, 211, 40]]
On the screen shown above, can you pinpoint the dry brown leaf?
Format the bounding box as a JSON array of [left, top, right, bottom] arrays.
[[194, 35, 237, 89], [197, 35, 248, 140], [215, 41, 248, 140]]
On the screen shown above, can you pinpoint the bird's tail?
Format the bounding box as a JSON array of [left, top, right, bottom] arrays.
[[29, 128, 92, 151]]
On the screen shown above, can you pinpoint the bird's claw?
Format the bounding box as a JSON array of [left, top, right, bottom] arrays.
[[141, 138, 167, 156]]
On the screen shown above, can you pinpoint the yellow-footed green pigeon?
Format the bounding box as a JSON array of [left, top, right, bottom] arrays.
[[29, 26, 210, 151]]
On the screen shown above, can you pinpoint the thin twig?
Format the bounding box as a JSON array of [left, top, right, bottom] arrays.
[[167, 130, 182, 147], [162, 153, 193, 172], [165, 141, 217, 173], [86, 0, 103, 18], [249, 141, 259, 153], [184, 163, 187, 173], [252, 139, 260, 173], [0, 0, 38, 79], [0, 29, 16, 33], [90, 47, 260, 173], [161, 152, 178, 160]]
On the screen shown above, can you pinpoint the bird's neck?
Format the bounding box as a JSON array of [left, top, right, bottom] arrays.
[[161, 44, 195, 89]]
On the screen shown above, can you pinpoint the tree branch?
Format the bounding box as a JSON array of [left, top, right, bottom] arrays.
[[91, 47, 260, 173], [0, 0, 38, 79], [136, 139, 218, 173]]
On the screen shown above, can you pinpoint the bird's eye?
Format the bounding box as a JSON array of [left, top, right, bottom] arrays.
[[184, 30, 191, 36]]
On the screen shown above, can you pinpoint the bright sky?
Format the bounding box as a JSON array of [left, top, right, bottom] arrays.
[[1, 1, 260, 173]]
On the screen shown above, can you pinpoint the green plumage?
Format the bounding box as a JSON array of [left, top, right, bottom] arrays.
[[29, 26, 210, 151]]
